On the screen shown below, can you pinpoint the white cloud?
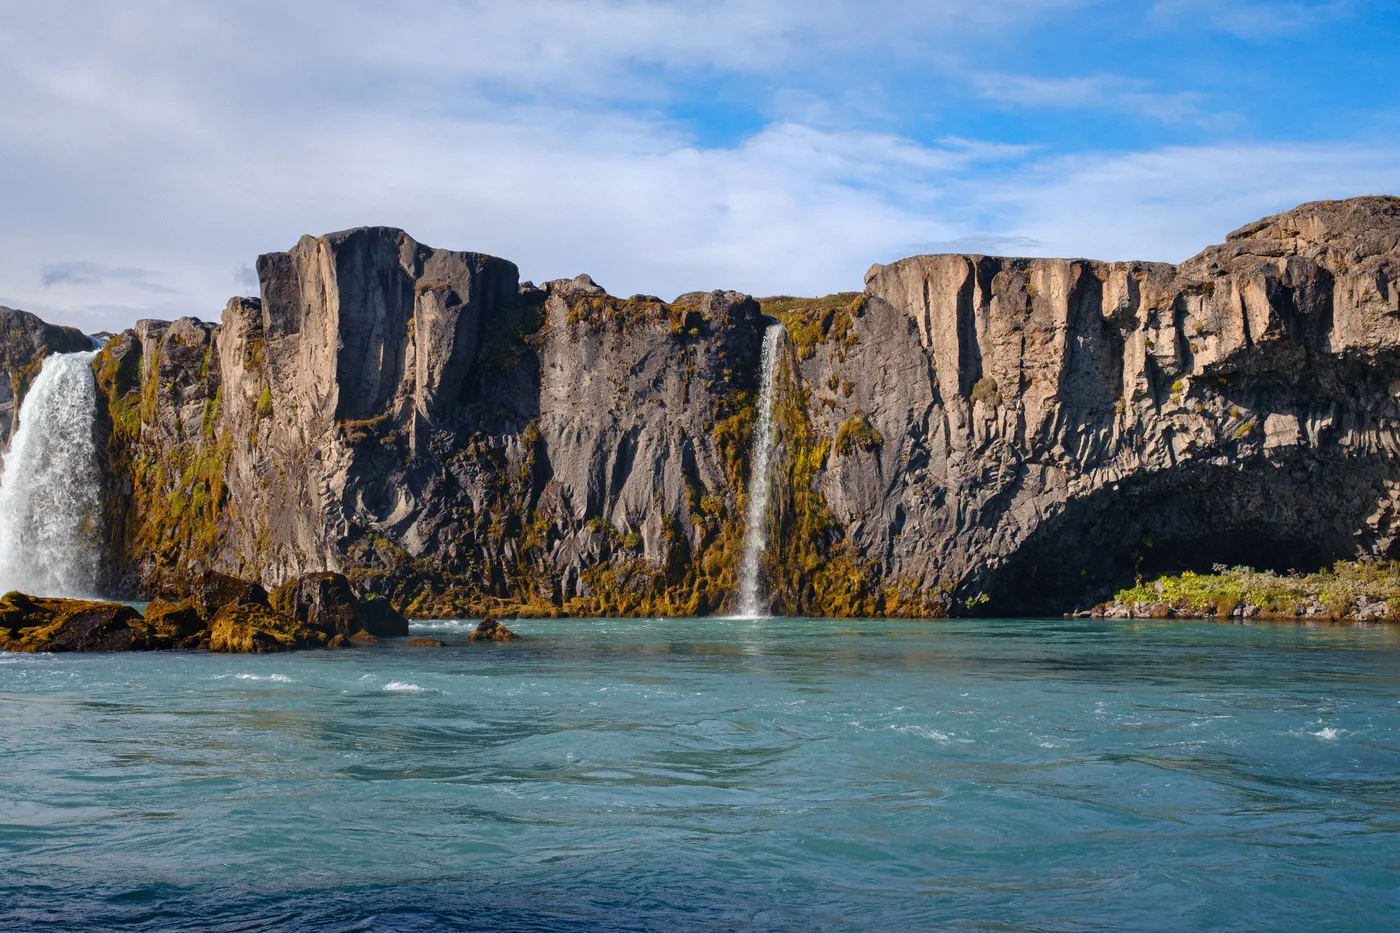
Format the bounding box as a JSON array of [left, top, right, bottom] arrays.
[[1149, 0, 1352, 38], [0, 0, 1392, 333], [988, 142, 1400, 263]]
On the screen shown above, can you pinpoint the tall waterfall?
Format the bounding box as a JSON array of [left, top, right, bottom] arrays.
[[736, 323, 783, 618], [0, 351, 102, 597]]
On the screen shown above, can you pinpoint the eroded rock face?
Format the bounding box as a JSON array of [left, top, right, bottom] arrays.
[[7, 198, 1398, 616], [86, 225, 763, 616], [773, 195, 1400, 612]]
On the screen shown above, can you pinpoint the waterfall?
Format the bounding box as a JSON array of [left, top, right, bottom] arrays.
[[736, 323, 783, 618], [0, 350, 102, 598]]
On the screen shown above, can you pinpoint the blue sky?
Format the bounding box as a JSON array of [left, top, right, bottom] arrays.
[[2, 0, 1398, 332]]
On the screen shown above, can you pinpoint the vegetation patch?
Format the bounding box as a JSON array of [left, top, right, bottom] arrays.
[[759, 293, 864, 361], [1105, 561, 1400, 621], [834, 411, 883, 456]]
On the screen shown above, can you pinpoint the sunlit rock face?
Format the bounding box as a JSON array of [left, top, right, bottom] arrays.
[[7, 197, 1399, 615], [817, 196, 1400, 611]]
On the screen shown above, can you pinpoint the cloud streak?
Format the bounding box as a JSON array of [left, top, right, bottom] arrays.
[[0, 0, 1394, 332]]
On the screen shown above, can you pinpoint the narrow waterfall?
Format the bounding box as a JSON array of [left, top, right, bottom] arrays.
[[736, 323, 784, 618], [0, 351, 102, 597]]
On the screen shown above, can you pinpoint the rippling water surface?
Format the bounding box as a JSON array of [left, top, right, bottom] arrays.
[[3, 617, 1399, 931]]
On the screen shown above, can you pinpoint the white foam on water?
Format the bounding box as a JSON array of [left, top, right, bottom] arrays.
[[1313, 727, 1341, 740], [0, 351, 102, 597], [891, 724, 952, 743], [735, 323, 784, 619], [383, 681, 428, 693]]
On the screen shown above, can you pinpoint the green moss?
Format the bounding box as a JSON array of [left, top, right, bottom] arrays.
[[95, 330, 232, 596], [834, 411, 883, 456], [970, 376, 1001, 406], [1111, 561, 1400, 620], [762, 355, 944, 618], [759, 293, 864, 361], [255, 386, 273, 419]]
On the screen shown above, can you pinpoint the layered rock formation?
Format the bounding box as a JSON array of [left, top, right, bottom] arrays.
[[776, 195, 1400, 613], [6, 195, 1400, 616], [92, 227, 764, 616]]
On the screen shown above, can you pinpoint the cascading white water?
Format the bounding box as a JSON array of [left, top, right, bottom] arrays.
[[736, 323, 784, 618], [0, 351, 102, 597]]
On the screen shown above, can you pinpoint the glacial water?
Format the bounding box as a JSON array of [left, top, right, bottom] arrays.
[[3, 616, 1399, 932], [0, 350, 101, 597], [736, 323, 784, 618]]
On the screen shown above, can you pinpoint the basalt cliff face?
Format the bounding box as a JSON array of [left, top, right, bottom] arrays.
[[7, 196, 1400, 616]]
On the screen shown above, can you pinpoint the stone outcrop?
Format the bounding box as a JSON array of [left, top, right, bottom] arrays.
[[7, 196, 1400, 618], [88, 226, 764, 617], [469, 616, 522, 642], [208, 602, 323, 653], [0, 592, 171, 652], [270, 571, 408, 637], [771, 195, 1400, 612]]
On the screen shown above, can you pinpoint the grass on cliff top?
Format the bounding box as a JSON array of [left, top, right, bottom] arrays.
[[759, 293, 864, 360], [1112, 560, 1400, 616]]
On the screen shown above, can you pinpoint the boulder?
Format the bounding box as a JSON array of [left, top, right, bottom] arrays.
[[270, 572, 361, 636], [208, 602, 323, 653], [190, 572, 269, 619], [0, 592, 163, 652], [143, 597, 206, 639], [359, 593, 409, 637], [270, 572, 409, 638], [405, 636, 448, 647], [468, 615, 522, 642]]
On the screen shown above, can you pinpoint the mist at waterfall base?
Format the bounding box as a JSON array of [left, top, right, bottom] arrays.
[[4, 616, 1398, 932], [0, 351, 102, 598], [736, 322, 783, 619]]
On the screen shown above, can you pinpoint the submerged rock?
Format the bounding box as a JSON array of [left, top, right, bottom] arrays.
[[468, 616, 522, 642], [405, 636, 447, 647]]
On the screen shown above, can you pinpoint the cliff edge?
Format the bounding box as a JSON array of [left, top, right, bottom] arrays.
[[7, 196, 1399, 616]]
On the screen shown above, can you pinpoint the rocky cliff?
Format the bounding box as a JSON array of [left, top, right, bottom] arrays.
[[8, 196, 1400, 616], [0, 307, 92, 448]]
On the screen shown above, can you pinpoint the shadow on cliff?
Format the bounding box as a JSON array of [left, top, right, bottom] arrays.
[[976, 450, 1399, 616]]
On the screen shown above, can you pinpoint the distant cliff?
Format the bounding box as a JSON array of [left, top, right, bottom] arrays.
[[5, 195, 1399, 616]]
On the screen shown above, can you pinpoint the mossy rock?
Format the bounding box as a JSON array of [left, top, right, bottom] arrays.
[[0, 593, 161, 653], [270, 573, 409, 638], [208, 603, 324, 653], [270, 572, 361, 636], [406, 637, 447, 647], [359, 593, 408, 637], [190, 571, 269, 619], [468, 617, 522, 642], [143, 597, 206, 639]]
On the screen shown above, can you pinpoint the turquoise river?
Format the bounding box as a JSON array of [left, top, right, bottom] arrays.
[[2, 617, 1398, 931]]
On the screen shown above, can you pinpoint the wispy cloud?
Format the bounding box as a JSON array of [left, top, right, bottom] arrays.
[[1149, 0, 1352, 38], [0, 0, 1393, 333], [40, 261, 174, 292], [968, 72, 1211, 125]]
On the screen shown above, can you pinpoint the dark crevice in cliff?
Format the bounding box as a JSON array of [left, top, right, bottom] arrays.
[[976, 451, 1397, 616]]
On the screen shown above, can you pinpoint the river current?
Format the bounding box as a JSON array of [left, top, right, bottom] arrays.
[[2, 617, 1398, 931]]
